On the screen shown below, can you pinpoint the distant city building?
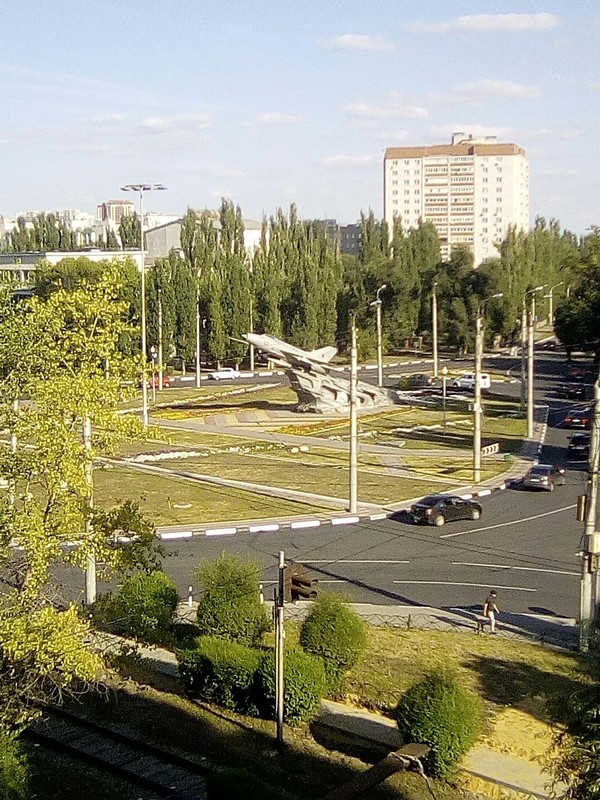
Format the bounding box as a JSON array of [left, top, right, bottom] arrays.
[[0, 250, 142, 285], [339, 223, 362, 256], [96, 200, 135, 225], [383, 132, 530, 266], [144, 210, 263, 263]]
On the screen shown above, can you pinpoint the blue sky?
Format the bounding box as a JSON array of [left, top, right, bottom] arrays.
[[1, 1, 599, 233]]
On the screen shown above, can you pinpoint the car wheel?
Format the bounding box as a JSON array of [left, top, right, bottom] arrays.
[[471, 509, 481, 520], [434, 514, 445, 527]]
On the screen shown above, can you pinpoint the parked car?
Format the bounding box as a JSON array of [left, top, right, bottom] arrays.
[[451, 372, 491, 390], [557, 383, 586, 400], [139, 375, 173, 389], [403, 373, 434, 389], [208, 367, 241, 381], [564, 408, 592, 429], [567, 366, 587, 382], [410, 494, 483, 527], [522, 464, 566, 492], [568, 434, 591, 460]]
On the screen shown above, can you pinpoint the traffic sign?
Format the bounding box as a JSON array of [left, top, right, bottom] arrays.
[[481, 443, 500, 456]]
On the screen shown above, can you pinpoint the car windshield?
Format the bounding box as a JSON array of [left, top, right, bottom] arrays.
[[528, 467, 550, 476], [572, 435, 590, 444]]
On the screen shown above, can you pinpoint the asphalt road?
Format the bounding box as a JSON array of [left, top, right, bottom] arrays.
[[158, 348, 595, 620]]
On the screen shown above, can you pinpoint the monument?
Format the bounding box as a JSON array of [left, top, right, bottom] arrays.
[[243, 333, 393, 414]]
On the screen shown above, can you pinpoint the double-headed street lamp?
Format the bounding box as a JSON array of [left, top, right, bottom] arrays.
[[522, 285, 545, 439], [545, 281, 564, 327], [432, 282, 439, 379], [473, 293, 503, 483], [370, 284, 387, 388], [121, 183, 167, 427]]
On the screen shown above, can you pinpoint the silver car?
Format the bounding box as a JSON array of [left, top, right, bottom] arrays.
[[522, 464, 566, 492]]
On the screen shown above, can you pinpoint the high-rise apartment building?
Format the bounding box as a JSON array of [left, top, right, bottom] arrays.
[[383, 133, 529, 266]]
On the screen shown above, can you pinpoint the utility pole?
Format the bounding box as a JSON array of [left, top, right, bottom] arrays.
[[275, 550, 285, 752], [580, 378, 600, 651], [195, 292, 202, 389], [83, 416, 96, 605], [520, 301, 527, 410], [370, 284, 386, 388], [473, 312, 483, 484], [349, 318, 358, 513], [527, 297, 535, 439], [157, 286, 163, 391], [432, 282, 438, 379]]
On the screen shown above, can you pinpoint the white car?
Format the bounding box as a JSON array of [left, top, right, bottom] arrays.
[[451, 372, 491, 390], [208, 367, 241, 381]]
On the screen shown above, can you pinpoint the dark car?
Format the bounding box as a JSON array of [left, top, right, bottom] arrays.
[[410, 494, 482, 527], [522, 464, 566, 492], [567, 366, 587, 382], [568, 434, 591, 460], [557, 383, 586, 401], [564, 408, 592, 429]]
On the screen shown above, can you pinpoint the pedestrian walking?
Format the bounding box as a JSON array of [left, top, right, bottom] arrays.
[[483, 590, 499, 633]]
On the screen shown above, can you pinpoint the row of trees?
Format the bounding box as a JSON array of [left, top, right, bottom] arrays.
[[6, 204, 600, 369]]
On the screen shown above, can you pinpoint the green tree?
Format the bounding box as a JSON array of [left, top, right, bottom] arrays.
[[118, 212, 140, 249]]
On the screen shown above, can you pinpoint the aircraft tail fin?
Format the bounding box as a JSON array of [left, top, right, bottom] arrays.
[[308, 346, 337, 363]]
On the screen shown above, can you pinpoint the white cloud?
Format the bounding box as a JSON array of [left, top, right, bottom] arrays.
[[376, 129, 409, 143], [86, 113, 125, 125], [452, 79, 541, 102], [209, 167, 249, 180], [344, 96, 427, 120], [140, 113, 213, 133], [428, 124, 510, 140], [319, 154, 377, 168], [410, 13, 558, 33], [255, 112, 303, 124], [321, 34, 394, 51], [518, 128, 580, 141], [582, 80, 600, 92]]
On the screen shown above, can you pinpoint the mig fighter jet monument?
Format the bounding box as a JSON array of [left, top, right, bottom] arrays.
[[243, 333, 394, 415]]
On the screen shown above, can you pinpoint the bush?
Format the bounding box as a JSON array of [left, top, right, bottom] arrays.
[[93, 571, 178, 644], [299, 594, 367, 691], [257, 647, 328, 726], [0, 731, 29, 800], [395, 670, 483, 780], [177, 636, 262, 714], [194, 553, 269, 645]]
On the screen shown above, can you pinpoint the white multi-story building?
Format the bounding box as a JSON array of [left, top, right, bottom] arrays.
[[383, 133, 529, 266]]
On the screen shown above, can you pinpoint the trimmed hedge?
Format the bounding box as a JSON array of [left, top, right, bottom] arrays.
[[177, 636, 262, 714], [299, 594, 367, 691], [93, 571, 178, 644], [257, 648, 328, 726], [194, 553, 269, 645], [395, 670, 483, 780]]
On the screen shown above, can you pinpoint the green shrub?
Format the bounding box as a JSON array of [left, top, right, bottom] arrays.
[[257, 648, 328, 726], [395, 670, 483, 780], [0, 731, 29, 800], [194, 553, 269, 645], [93, 571, 178, 645], [177, 636, 262, 714], [299, 593, 367, 691]]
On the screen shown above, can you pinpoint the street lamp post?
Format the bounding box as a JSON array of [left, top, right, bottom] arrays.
[[121, 183, 167, 427], [473, 293, 503, 483], [370, 284, 386, 388], [441, 366, 448, 428], [524, 286, 545, 439], [432, 282, 438, 379], [545, 281, 564, 327]]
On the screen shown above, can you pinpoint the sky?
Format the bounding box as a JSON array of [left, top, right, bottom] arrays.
[[1, 1, 599, 233]]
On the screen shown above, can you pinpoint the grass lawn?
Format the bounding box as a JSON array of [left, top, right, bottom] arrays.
[[93, 464, 331, 525]]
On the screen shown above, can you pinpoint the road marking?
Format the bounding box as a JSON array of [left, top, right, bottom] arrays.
[[452, 561, 579, 576], [160, 531, 192, 540], [332, 516, 360, 526], [206, 527, 237, 536], [291, 519, 321, 529], [439, 504, 577, 539], [393, 580, 536, 591], [298, 559, 410, 564], [249, 523, 280, 533]]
